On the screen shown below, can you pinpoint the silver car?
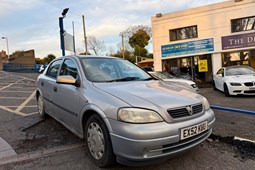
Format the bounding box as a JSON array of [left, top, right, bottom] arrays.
[[36, 55, 215, 167]]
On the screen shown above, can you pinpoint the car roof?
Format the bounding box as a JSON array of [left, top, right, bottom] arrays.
[[224, 65, 252, 70], [61, 55, 120, 60]]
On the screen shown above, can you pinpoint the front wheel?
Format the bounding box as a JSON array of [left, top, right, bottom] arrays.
[[85, 114, 115, 167], [224, 84, 230, 97], [212, 81, 217, 90]]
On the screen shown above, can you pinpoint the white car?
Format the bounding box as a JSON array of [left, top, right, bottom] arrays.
[[39, 64, 47, 73], [213, 65, 255, 96], [149, 71, 198, 92]]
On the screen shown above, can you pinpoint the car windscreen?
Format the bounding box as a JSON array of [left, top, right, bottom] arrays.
[[226, 66, 255, 76], [80, 58, 152, 82]]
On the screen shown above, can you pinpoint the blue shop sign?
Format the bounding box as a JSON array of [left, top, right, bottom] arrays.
[[161, 38, 214, 58]]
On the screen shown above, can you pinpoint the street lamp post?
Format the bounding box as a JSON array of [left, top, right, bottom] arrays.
[[1, 37, 9, 59], [59, 8, 69, 56]]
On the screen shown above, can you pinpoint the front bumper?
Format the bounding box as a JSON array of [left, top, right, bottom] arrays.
[[109, 109, 215, 165], [228, 84, 255, 95]]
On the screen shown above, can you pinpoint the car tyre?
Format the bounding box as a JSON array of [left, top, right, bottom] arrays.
[[212, 81, 217, 90], [85, 114, 115, 167], [224, 84, 230, 97], [37, 94, 47, 118]]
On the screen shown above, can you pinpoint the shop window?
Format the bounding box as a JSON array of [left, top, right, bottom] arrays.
[[231, 16, 255, 33], [169, 26, 198, 41], [223, 51, 249, 67]]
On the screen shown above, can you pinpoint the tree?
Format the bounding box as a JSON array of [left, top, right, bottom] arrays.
[[125, 25, 152, 38], [87, 36, 106, 55], [10, 50, 25, 60], [43, 54, 56, 64], [128, 29, 150, 58]]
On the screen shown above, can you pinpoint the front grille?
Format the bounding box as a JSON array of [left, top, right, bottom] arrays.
[[162, 130, 210, 154], [145, 129, 212, 158], [244, 82, 254, 87], [244, 90, 255, 94], [167, 103, 203, 119]]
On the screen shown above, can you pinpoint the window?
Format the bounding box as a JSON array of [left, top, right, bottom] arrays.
[[46, 60, 62, 79], [60, 59, 78, 79], [170, 26, 198, 41], [231, 16, 255, 33]]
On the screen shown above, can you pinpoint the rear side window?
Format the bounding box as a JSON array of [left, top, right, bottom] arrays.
[[46, 60, 62, 79], [59, 59, 78, 79]]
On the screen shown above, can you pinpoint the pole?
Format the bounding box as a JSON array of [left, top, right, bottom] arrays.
[[59, 17, 65, 56], [5, 38, 9, 59], [122, 32, 124, 59], [72, 21, 76, 55], [82, 15, 88, 55]]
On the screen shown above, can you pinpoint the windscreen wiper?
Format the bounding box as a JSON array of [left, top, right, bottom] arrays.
[[107, 77, 140, 82], [141, 77, 156, 81]]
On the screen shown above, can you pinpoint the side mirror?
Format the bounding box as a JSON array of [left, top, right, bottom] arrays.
[[56, 75, 80, 87]]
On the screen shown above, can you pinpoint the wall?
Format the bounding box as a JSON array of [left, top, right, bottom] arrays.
[[151, 0, 255, 74]]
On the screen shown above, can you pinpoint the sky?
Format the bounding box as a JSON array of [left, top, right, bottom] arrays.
[[0, 0, 228, 58]]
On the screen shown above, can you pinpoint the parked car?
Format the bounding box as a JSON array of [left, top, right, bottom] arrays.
[[39, 64, 48, 73], [36, 55, 215, 167], [149, 71, 198, 92], [213, 65, 255, 96]]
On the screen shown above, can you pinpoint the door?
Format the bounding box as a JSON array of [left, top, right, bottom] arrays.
[[214, 68, 225, 91], [41, 59, 62, 115], [53, 58, 82, 130]]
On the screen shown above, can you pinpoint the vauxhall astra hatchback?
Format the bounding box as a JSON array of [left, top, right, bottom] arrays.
[[36, 55, 215, 167]]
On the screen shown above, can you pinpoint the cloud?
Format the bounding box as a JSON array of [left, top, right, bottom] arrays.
[[0, 0, 228, 57], [0, 0, 41, 17]]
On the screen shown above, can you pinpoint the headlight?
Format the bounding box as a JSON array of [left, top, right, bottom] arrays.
[[118, 108, 163, 123], [230, 82, 241, 86], [202, 97, 210, 111]]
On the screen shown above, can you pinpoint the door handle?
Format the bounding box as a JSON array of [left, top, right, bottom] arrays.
[[53, 86, 57, 92], [41, 82, 44, 86]]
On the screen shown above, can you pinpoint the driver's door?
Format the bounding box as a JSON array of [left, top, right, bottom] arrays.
[[214, 68, 225, 91]]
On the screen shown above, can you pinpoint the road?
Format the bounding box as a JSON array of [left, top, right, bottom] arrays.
[[0, 71, 254, 170]]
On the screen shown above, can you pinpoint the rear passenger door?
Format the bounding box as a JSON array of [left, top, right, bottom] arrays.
[[53, 58, 82, 130]]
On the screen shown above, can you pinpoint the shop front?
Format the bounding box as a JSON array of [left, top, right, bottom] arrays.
[[161, 38, 214, 85], [221, 32, 255, 68]]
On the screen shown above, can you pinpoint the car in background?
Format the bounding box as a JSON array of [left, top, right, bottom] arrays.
[[39, 64, 48, 73], [36, 55, 215, 167], [213, 65, 255, 96], [149, 71, 198, 92]]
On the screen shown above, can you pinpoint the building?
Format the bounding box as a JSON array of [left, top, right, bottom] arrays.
[[151, 0, 255, 84], [6, 49, 35, 71], [0, 50, 8, 70]]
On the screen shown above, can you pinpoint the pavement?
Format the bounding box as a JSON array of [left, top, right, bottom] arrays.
[[0, 137, 16, 159]]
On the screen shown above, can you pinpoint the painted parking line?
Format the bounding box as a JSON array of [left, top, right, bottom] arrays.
[[211, 105, 255, 116], [0, 72, 38, 116]]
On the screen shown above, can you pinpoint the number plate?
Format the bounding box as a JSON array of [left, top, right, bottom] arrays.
[[180, 121, 208, 140], [249, 87, 255, 90]]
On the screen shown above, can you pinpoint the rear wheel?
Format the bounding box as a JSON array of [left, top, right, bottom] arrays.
[[224, 84, 230, 97], [37, 94, 47, 118], [85, 114, 115, 167]]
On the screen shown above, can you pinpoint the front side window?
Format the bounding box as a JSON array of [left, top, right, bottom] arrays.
[[231, 16, 255, 32], [170, 26, 198, 41], [46, 60, 62, 79], [60, 59, 78, 79], [81, 58, 152, 82], [216, 68, 224, 76]]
